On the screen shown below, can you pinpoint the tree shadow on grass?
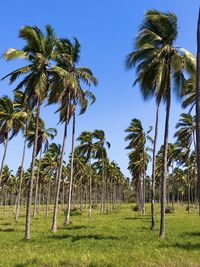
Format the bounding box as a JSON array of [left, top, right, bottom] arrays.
[[51, 233, 120, 242], [172, 242, 200, 250], [14, 258, 40, 267], [0, 227, 15, 232], [0, 222, 11, 226], [58, 225, 92, 230], [123, 217, 147, 220], [180, 231, 200, 237]]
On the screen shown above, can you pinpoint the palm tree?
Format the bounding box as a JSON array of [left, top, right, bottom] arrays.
[[26, 118, 57, 218], [196, 10, 200, 216], [125, 118, 152, 214], [41, 143, 61, 217], [0, 96, 26, 187], [14, 91, 32, 222], [93, 130, 111, 214], [49, 38, 97, 231], [76, 131, 97, 217], [3, 25, 57, 240], [127, 10, 195, 238]]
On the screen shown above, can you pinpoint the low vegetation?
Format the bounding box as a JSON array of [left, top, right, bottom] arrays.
[[0, 204, 200, 267]]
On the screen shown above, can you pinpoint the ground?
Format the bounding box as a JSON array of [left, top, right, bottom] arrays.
[[0, 204, 200, 267]]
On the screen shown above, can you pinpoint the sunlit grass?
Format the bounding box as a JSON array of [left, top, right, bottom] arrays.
[[0, 203, 200, 266]]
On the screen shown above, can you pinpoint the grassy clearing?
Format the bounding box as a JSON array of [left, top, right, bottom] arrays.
[[0, 204, 200, 267]]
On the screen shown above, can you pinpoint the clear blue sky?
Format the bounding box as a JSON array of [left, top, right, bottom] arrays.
[[0, 0, 199, 177]]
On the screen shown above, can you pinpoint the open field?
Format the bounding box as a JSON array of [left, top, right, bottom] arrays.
[[0, 204, 200, 267]]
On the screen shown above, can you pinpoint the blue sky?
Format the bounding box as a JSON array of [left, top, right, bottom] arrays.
[[0, 0, 199, 177]]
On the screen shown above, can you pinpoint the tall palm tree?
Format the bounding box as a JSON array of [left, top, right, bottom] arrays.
[[125, 118, 152, 214], [0, 96, 26, 187], [49, 38, 97, 231], [76, 131, 97, 217], [93, 130, 111, 214], [127, 10, 195, 238], [26, 117, 57, 218], [3, 25, 57, 240], [196, 10, 200, 216], [14, 91, 32, 222]]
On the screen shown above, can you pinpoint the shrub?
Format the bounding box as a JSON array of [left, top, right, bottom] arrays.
[[68, 207, 82, 216], [165, 206, 175, 214], [132, 205, 139, 212]]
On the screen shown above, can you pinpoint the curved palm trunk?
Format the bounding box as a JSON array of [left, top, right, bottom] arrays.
[[64, 112, 76, 225], [196, 11, 200, 217], [33, 148, 42, 218], [0, 132, 9, 187], [15, 126, 27, 223], [25, 100, 40, 240], [151, 101, 160, 229], [160, 67, 171, 239], [51, 94, 70, 232]]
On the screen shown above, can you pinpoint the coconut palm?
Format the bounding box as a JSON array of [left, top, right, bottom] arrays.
[[14, 91, 32, 222], [49, 38, 97, 231], [26, 118, 57, 217], [92, 130, 111, 214], [196, 11, 200, 215], [76, 131, 97, 216], [0, 96, 27, 187], [3, 25, 57, 240], [127, 10, 195, 238], [125, 118, 152, 214]]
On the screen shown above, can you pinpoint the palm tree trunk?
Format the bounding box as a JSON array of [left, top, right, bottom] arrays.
[[64, 112, 76, 225], [15, 127, 27, 223], [187, 166, 191, 213], [101, 159, 105, 214], [46, 180, 51, 217], [196, 11, 200, 217], [88, 153, 92, 217], [160, 65, 171, 239], [25, 99, 40, 240], [51, 122, 68, 231], [142, 150, 145, 215], [0, 132, 9, 187], [33, 148, 42, 218], [51, 94, 70, 232], [151, 101, 160, 230]]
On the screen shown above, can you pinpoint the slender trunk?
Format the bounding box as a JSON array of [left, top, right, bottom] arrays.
[[51, 94, 70, 232], [160, 64, 171, 239], [142, 149, 145, 215], [46, 180, 51, 217], [100, 159, 105, 214], [187, 166, 191, 213], [15, 127, 27, 222], [64, 112, 76, 225], [172, 163, 175, 208], [33, 148, 42, 218], [88, 153, 92, 217], [151, 101, 160, 229], [196, 10, 200, 217], [0, 133, 9, 187], [51, 122, 68, 231], [25, 99, 40, 240]]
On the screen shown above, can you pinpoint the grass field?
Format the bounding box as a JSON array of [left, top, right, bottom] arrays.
[[0, 204, 200, 267]]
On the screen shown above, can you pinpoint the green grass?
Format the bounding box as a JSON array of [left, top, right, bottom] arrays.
[[0, 204, 200, 266]]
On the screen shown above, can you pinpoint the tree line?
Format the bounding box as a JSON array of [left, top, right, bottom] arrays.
[[1, 9, 200, 241]]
